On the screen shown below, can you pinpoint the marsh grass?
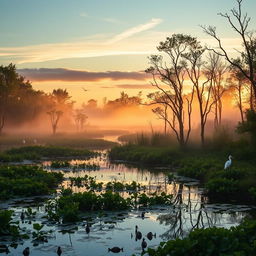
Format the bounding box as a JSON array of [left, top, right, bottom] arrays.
[[0, 146, 97, 162], [110, 136, 256, 202]]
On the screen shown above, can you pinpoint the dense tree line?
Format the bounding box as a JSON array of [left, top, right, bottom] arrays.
[[0, 64, 73, 135]]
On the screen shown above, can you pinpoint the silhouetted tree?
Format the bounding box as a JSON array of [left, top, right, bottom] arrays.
[[228, 68, 250, 122], [47, 89, 73, 135], [183, 40, 217, 145], [208, 53, 228, 129], [0, 64, 44, 134], [146, 34, 196, 148], [202, 0, 256, 109], [74, 109, 88, 132], [47, 110, 63, 135]]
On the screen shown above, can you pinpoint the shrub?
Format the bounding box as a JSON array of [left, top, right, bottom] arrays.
[[147, 219, 256, 256], [206, 178, 238, 198]]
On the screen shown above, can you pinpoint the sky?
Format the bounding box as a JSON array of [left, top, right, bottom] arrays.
[[1, 0, 256, 106]]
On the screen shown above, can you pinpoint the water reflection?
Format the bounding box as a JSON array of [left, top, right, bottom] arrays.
[[0, 154, 254, 256]]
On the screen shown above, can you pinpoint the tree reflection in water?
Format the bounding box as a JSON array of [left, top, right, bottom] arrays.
[[158, 182, 248, 240]]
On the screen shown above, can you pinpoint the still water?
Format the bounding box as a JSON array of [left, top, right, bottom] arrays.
[[1, 153, 254, 256]]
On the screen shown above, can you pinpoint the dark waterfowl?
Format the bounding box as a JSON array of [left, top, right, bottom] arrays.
[[108, 247, 123, 253], [21, 211, 25, 222], [85, 222, 90, 235], [146, 232, 156, 240], [141, 211, 145, 219], [135, 225, 142, 240], [23, 247, 30, 256], [57, 246, 62, 256], [141, 238, 147, 252]]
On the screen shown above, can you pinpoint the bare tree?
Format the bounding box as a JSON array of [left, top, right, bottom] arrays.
[[207, 53, 228, 129], [74, 109, 88, 132], [228, 69, 250, 122], [47, 89, 73, 135], [146, 34, 196, 148], [202, 0, 256, 108], [47, 110, 63, 135], [183, 42, 217, 145]]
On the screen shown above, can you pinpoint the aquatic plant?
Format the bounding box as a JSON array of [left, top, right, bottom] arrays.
[[0, 210, 19, 237], [0, 165, 63, 199], [138, 192, 173, 207], [51, 160, 70, 168], [146, 219, 256, 256], [32, 223, 48, 243]]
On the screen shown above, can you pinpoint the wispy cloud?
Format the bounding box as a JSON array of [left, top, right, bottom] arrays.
[[109, 18, 163, 43], [0, 19, 163, 64], [18, 68, 149, 82]]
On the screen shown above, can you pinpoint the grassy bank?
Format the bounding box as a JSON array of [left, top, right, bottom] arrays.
[[0, 145, 98, 162], [0, 134, 118, 151], [109, 143, 256, 202], [0, 165, 63, 199]]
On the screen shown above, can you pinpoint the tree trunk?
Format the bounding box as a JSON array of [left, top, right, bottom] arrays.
[[200, 116, 205, 147], [0, 115, 5, 135], [52, 124, 57, 135]]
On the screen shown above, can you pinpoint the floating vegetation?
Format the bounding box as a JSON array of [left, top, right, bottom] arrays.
[[0, 210, 19, 237], [45, 189, 173, 223], [0, 165, 63, 199], [50, 161, 100, 171], [50, 160, 70, 168]]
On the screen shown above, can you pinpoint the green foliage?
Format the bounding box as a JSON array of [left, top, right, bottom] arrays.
[[25, 207, 37, 218], [206, 178, 239, 198], [138, 192, 173, 206], [49, 189, 173, 223], [58, 201, 80, 223], [51, 160, 70, 168], [249, 187, 256, 201], [0, 210, 19, 237], [4, 145, 95, 160], [109, 144, 181, 165], [237, 110, 256, 144], [177, 157, 222, 181], [0, 165, 63, 199], [146, 219, 256, 256]]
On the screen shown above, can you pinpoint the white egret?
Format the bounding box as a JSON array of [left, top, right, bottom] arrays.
[[224, 155, 232, 170]]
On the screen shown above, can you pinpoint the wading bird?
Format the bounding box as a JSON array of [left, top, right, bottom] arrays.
[[224, 155, 232, 170]]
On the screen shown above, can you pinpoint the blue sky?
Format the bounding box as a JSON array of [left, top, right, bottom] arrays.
[[1, 0, 255, 47]]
